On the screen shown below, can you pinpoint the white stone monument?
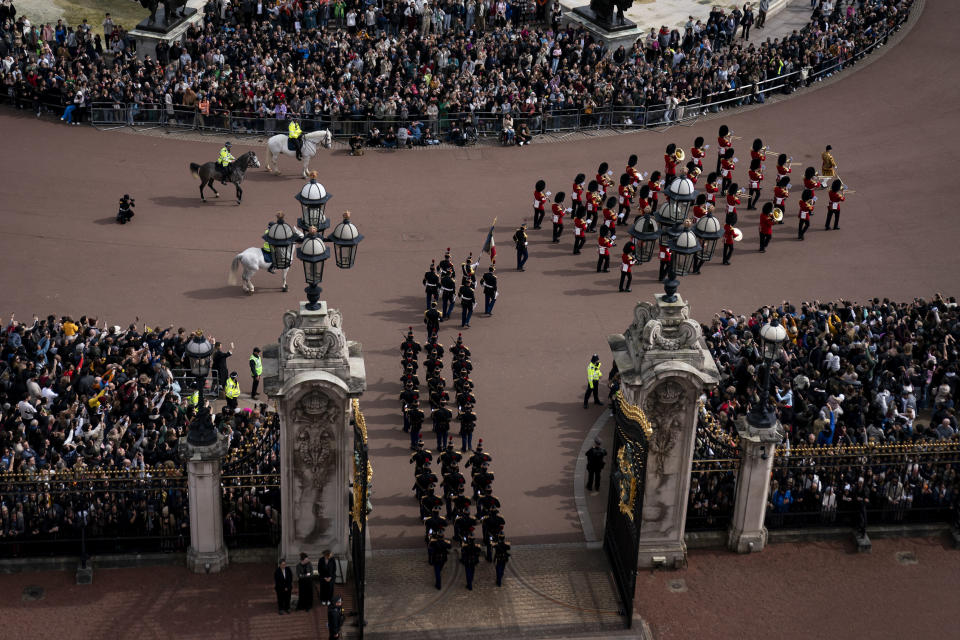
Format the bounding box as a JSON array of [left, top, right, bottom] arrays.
[[262, 301, 366, 564], [180, 428, 230, 573]]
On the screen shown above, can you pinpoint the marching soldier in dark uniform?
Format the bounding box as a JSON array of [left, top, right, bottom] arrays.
[[450, 333, 471, 360], [413, 466, 437, 501], [456, 387, 476, 416], [481, 265, 498, 315], [423, 260, 440, 309], [439, 442, 463, 476], [452, 352, 473, 379], [454, 369, 474, 395], [472, 462, 495, 500], [428, 533, 452, 590], [428, 377, 448, 410], [400, 381, 419, 433], [513, 223, 529, 271], [400, 364, 421, 391], [458, 278, 476, 329], [442, 467, 466, 517], [424, 334, 445, 360], [461, 252, 477, 288], [401, 349, 418, 374], [440, 269, 457, 321], [401, 327, 421, 358], [424, 349, 443, 378], [424, 301, 442, 337], [410, 438, 433, 473], [461, 536, 483, 590], [420, 486, 443, 519], [481, 508, 506, 561], [466, 440, 492, 476], [452, 490, 472, 516], [458, 401, 477, 451], [477, 487, 501, 519], [438, 248, 455, 281], [424, 508, 447, 544], [493, 533, 511, 587], [453, 509, 477, 545], [407, 399, 426, 450], [431, 399, 453, 450]]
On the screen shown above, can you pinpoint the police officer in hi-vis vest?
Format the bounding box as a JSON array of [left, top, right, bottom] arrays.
[[224, 371, 241, 411], [583, 354, 604, 409], [249, 347, 263, 399]]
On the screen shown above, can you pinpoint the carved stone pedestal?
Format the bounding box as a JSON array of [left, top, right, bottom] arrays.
[[180, 433, 230, 573], [727, 420, 781, 554], [262, 301, 366, 565]]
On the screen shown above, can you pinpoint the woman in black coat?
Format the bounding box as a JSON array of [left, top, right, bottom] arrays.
[[295, 552, 314, 611], [317, 549, 337, 605]]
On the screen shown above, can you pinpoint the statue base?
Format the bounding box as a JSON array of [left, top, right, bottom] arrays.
[[129, 7, 202, 61], [564, 7, 643, 59], [135, 6, 198, 34]]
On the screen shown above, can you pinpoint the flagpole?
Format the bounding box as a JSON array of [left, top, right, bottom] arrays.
[[478, 216, 497, 268]]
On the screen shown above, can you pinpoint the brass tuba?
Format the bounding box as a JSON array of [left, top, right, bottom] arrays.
[[772, 207, 783, 222], [674, 148, 685, 162]]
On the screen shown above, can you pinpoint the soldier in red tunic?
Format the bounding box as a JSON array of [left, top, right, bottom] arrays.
[[597, 162, 613, 199], [776, 153, 792, 181], [797, 188, 815, 240], [533, 179, 548, 229], [750, 138, 767, 164], [705, 172, 720, 208], [602, 197, 617, 241], [759, 202, 775, 252], [585, 180, 601, 232], [635, 185, 652, 218], [664, 143, 679, 185], [619, 248, 637, 292], [825, 179, 846, 230], [716, 124, 733, 174], [596, 226, 613, 273], [658, 241, 672, 281], [747, 158, 764, 210], [691, 136, 707, 170], [626, 154, 642, 187], [725, 183, 741, 225], [551, 192, 566, 243], [720, 148, 737, 192], [803, 166, 821, 192], [571, 173, 586, 218], [722, 223, 736, 265], [647, 172, 663, 210], [572, 209, 587, 255], [773, 175, 790, 220], [617, 174, 633, 223], [692, 194, 709, 220]]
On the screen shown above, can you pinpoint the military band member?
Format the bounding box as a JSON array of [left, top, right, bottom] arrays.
[[685, 161, 701, 186], [493, 533, 511, 587], [705, 172, 720, 208], [400, 364, 421, 390], [467, 442, 491, 475], [619, 247, 636, 293], [438, 248, 455, 280], [716, 124, 733, 174], [451, 352, 473, 378], [453, 508, 477, 545], [551, 192, 566, 243], [750, 138, 767, 164], [821, 145, 837, 177], [759, 202, 775, 252], [725, 183, 741, 225], [664, 143, 679, 184], [773, 175, 790, 221], [453, 370, 474, 397], [460, 536, 483, 590], [601, 196, 617, 241], [450, 334, 470, 360], [647, 171, 663, 210], [533, 179, 548, 229], [424, 300, 442, 337], [692, 194, 709, 220], [596, 162, 613, 198], [424, 333, 445, 360], [513, 223, 528, 271], [458, 401, 477, 451], [776, 154, 792, 181], [476, 487, 501, 518], [803, 166, 820, 192], [423, 261, 440, 309], [722, 222, 736, 265], [691, 136, 707, 170], [635, 184, 652, 218], [440, 270, 456, 320], [584, 180, 601, 231], [471, 463, 495, 500], [617, 174, 633, 222], [451, 491, 472, 516], [596, 226, 613, 273], [720, 148, 737, 192], [747, 158, 764, 210], [571, 173, 586, 217], [428, 533, 452, 590], [410, 438, 433, 474], [626, 154, 642, 187], [797, 188, 815, 240], [414, 467, 437, 501], [424, 509, 447, 543], [572, 208, 587, 255], [442, 468, 466, 518], [658, 240, 672, 281], [825, 179, 845, 230]]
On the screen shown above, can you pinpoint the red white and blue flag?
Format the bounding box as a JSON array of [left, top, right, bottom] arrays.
[[481, 218, 497, 263]]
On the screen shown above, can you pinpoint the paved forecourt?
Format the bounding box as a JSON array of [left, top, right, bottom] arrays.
[[0, 1, 955, 552]]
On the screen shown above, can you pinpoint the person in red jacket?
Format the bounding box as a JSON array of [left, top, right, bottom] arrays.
[[773, 175, 790, 220], [705, 172, 721, 208], [635, 184, 652, 217], [750, 138, 767, 164], [716, 124, 733, 174], [691, 135, 707, 170], [692, 194, 710, 220], [725, 183, 741, 225], [626, 154, 642, 187], [602, 196, 617, 240], [658, 241, 672, 281], [551, 191, 566, 243], [722, 223, 736, 265], [647, 172, 663, 210], [619, 249, 637, 292], [759, 202, 775, 252], [803, 166, 821, 192], [664, 143, 679, 185], [617, 173, 633, 222], [825, 179, 846, 230], [585, 180, 600, 232], [747, 158, 763, 210], [685, 161, 701, 185], [797, 188, 814, 240], [596, 226, 613, 273], [572, 209, 587, 254], [597, 162, 613, 198], [720, 148, 737, 192], [776, 153, 792, 181], [533, 179, 548, 229], [571, 173, 586, 218]]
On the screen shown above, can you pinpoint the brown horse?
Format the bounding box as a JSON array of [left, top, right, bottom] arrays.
[[189, 151, 260, 204]]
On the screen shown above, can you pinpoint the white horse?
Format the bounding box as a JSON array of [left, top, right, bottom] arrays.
[[227, 236, 302, 294], [265, 129, 333, 177]]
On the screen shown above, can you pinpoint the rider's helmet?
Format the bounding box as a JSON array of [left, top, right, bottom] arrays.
[[224, 141, 232, 149]]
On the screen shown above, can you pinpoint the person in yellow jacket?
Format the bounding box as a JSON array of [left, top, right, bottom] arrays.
[[224, 371, 240, 411], [289, 119, 303, 160], [217, 141, 235, 184], [583, 354, 604, 409], [249, 347, 263, 399]]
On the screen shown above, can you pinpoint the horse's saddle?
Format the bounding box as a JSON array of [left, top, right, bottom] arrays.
[[287, 138, 298, 151]]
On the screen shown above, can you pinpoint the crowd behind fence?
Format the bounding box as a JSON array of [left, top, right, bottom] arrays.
[[56, 13, 905, 143]]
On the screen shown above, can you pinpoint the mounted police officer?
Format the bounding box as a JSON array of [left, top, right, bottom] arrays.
[[289, 118, 304, 160], [217, 141, 234, 184]]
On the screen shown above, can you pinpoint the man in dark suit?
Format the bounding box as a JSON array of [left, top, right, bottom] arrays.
[[328, 595, 346, 639], [274, 558, 293, 614]]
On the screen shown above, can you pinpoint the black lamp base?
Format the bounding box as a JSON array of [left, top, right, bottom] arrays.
[[304, 284, 323, 310]]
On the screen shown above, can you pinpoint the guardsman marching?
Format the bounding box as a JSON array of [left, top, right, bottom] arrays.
[[453, 369, 473, 397], [751, 138, 767, 164], [458, 401, 477, 451], [720, 148, 737, 192], [421, 487, 443, 520], [691, 136, 707, 170], [583, 354, 603, 408], [407, 399, 426, 449], [647, 172, 663, 210], [821, 145, 837, 177], [450, 333, 471, 360], [803, 166, 821, 192], [759, 202, 775, 252], [635, 184, 652, 218], [461, 253, 477, 287], [571, 173, 586, 218], [773, 176, 790, 222], [685, 161, 701, 186], [467, 441, 492, 476], [439, 442, 463, 476], [401, 327, 421, 358], [476, 486, 501, 518], [664, 143, 679, 185], [225, 371, 240, 411], [451, 490, 472, 517], [424, 508, 447, 542], [705, 172, 720, 209], [776, 154, 793, 182], [601, 197, 617, 241], [572, 208, 587, 255], [692, 194, 709, 220], [596, 162, 613, 198], [512, 223, 528, 271], [747, 158, 764, 210], [116, 194, 135, 224], [424, 333, 445, 360], [428, 533, 452, 590], [551, 192, 566, 243], [451, 352, 473, 379], [596, 226, 613, 273], [432, 399, 453, 450], [438, 248, 455, 280], [617, 173, 633, 222], [797, 188, 815, 240], [458, 278, 476, 329], [217, 141, 234, 184], [471, 463, 494, 500], [533, 179, 549, 229], [414, 466, 438, 501], [440, 269, 456, 320], [423, 260, 440, 309], [493, 533, 511, 587], [460, 535, 482, 590], [619, 247, 636, 293], [444, 470, 467, 518], [584, 180, 601, 232], [481, 265, 498, 315], [716, 124, 733, 174], [626, 154, 642, 187], [410, 439, 433, 474], [400, 363, 421, 390], [424, 301, 442, 337], [722, 221, 736, 265], [825, 179, 845, 230], [481, 508, 505, 561], [400, 381, 419, 432], [658, 240, 672, 281], [725, 183, 741, 225]]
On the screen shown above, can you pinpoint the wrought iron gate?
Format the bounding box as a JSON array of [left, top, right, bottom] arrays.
[[350, 399, 372, 637], [603, 392, 650, 628]]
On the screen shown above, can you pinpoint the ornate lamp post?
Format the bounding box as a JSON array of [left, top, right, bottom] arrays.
[[656, 176, 697, 245], [326, 211, 365, 269], [296, 227, 331, 311], [628, 211, 660, 263], [184, 331, 216, 446], [295, 178, 332, 233], [745, 317, 788, 431], [263, 213, 298, 271], [693, 211, 724, 272], [662, 222, 700, 302]]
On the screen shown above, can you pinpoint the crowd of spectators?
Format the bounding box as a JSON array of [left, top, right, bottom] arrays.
[[0, 312, 280, 553], [688, 294, 960, 530], [0, 0, 912, 137]]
